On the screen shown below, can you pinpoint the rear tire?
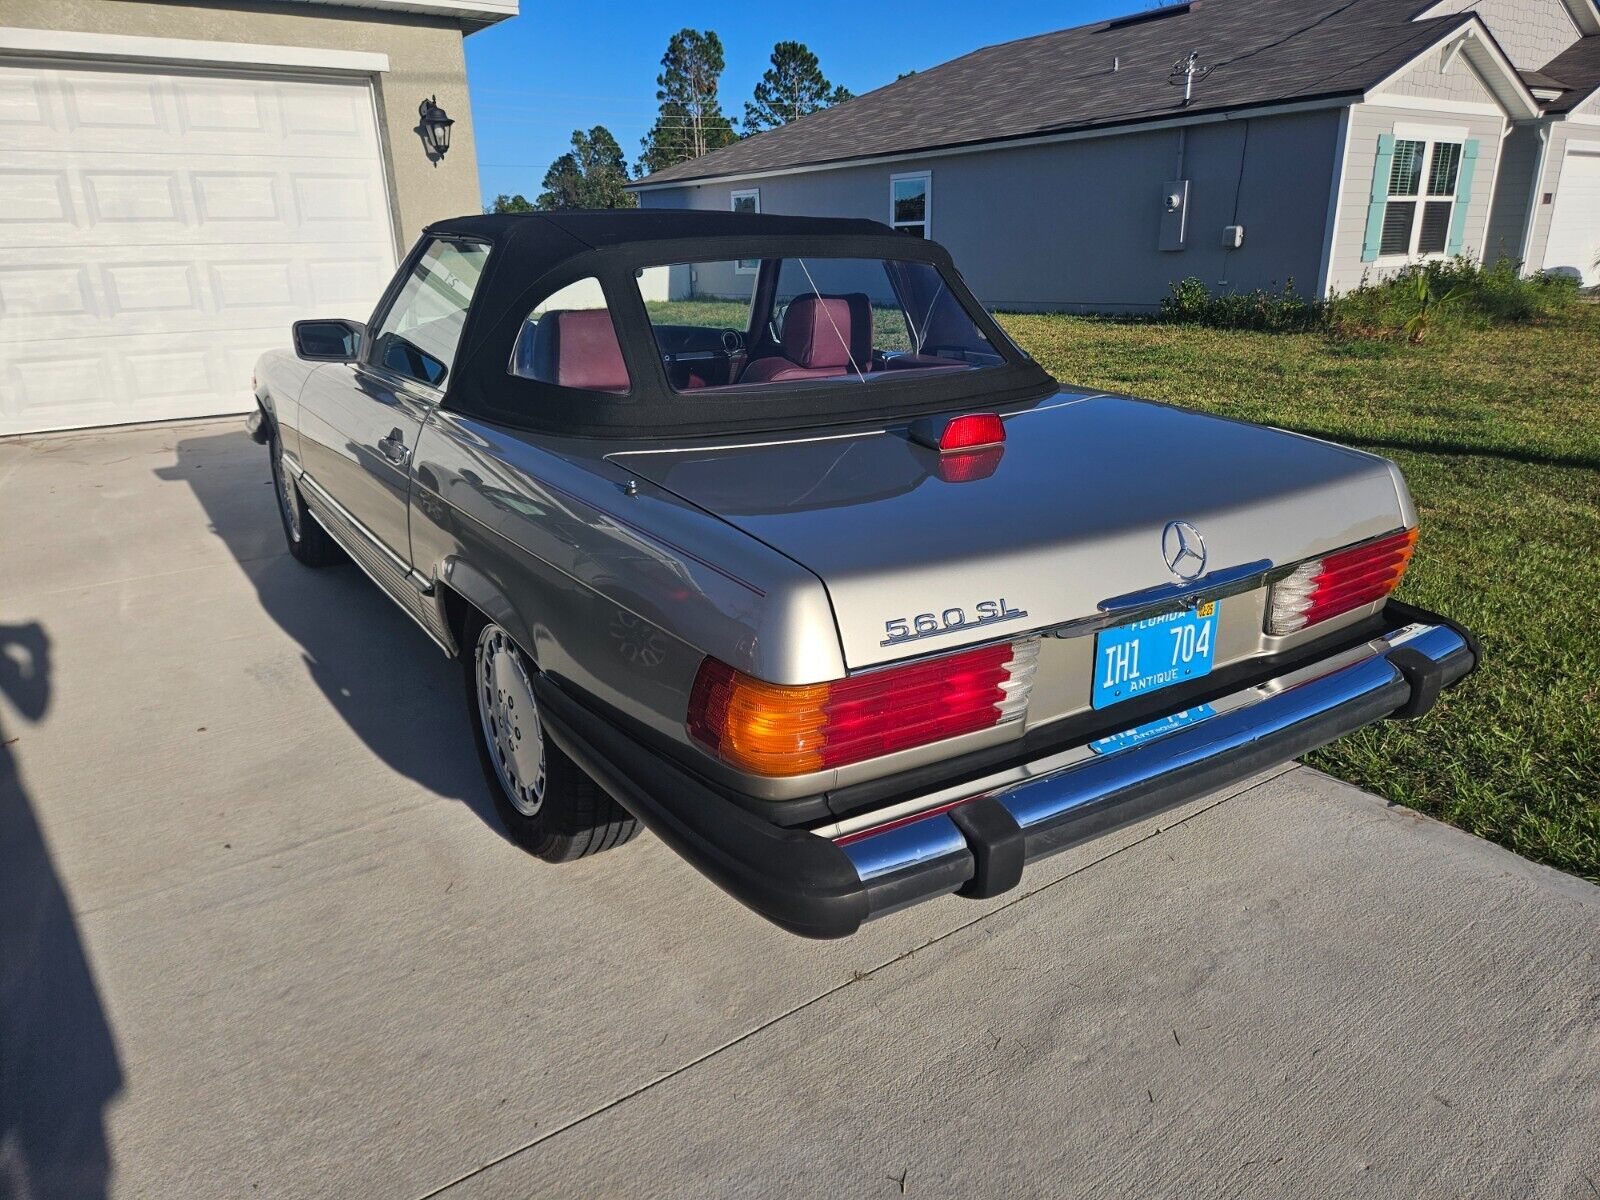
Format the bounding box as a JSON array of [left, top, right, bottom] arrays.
[[269, 429, 342, 567], [463, 612, 639, 862]]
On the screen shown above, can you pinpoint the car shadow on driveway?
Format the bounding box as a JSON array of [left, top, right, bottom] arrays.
[[0, 620, 122, 1200], [156, 429, 509, 841]]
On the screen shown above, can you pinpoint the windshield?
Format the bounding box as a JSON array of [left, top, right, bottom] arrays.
[[635, 257, 1003, 392]]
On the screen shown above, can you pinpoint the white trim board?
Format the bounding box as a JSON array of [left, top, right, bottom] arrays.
[[1392, 121, 1472, 142], [270, 0, 516, 25], [0, 27, 390, 74], [1360, 94, 1503, 117]]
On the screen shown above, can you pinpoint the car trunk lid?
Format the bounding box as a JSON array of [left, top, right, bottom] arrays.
[[608, 392, 1412, 669]]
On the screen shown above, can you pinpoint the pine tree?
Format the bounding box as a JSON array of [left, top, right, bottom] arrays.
[[488, 193, 535, 214], [536, 126, 637, 210], [743, 41, 852, 134], [637, 29, 739, 175]]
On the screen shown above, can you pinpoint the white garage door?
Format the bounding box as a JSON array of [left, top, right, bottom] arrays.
[[1543, 147, 1600, 289], [0, 60, 397, 435]]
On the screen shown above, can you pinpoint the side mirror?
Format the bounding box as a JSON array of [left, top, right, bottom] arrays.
[[293, 319, 365, 362]]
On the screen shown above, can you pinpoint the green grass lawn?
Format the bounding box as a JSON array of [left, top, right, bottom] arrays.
[[998, 306, 1600, 882]]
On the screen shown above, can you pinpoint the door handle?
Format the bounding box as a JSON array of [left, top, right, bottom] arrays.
[[377, 428, 410, 466]]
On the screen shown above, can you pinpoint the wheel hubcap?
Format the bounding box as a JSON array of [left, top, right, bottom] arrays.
[[272, 445, 301, 542], [475, 624, 546, 817]]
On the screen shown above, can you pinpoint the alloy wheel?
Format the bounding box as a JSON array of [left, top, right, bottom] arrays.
[[475, 623, 546, 817]]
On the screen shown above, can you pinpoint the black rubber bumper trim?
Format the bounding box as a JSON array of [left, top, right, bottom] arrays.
[[246, 403, 272, 444], [950, 798, 1025, 899], [531, 610, 1478, 937], [532, 675, 870, 939]]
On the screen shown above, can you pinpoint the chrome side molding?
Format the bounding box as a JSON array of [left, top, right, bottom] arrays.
[[297, 472, 457, 656]]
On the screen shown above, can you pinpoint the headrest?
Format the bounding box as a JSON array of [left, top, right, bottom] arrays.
[[781, 296, 855, 371], [529, 309, 630, 392]]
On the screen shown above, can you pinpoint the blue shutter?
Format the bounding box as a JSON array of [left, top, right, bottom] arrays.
[[1362, 133, 1397, 263], [1446, 138, 1481, 256]]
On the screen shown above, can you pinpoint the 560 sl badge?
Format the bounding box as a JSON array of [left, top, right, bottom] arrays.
[[881, 598, 1029, 647]]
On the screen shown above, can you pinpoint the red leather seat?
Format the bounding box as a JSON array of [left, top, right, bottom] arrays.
[[740, 295, 861, 384]]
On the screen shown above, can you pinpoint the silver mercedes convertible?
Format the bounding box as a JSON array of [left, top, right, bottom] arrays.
[[250, 210, 1478, 937]]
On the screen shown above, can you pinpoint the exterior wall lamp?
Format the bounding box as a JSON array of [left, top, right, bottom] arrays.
[[417, 96, 454, 165]]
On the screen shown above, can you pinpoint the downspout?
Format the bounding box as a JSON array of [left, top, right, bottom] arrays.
[[1520, 121, 1552, 270]]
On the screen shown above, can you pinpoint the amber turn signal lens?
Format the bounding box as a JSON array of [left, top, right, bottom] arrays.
[[687, 639, 1040, 777]]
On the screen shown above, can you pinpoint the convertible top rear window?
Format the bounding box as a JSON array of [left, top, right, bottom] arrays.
[[636, 257, 1003, 394], [434, 210, 1056, 437]]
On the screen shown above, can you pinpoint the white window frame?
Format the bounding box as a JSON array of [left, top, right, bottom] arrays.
[[731, 189, 761, 273], [889, 170, 932, 237], [1378, 123, 1468, 261]]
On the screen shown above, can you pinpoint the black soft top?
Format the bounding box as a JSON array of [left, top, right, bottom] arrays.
[[421, 210, 1056, 438]]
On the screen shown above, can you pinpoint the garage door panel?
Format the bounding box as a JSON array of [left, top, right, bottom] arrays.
[[0, 60, 396, 434], [5, 64, 385, 160], [3, 243, 394, 343], [1543, 149, 1600, 288], [6, 330, 280, 428], [1, 161, 390, 251]]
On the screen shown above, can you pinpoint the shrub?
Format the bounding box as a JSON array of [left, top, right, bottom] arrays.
[[1158, 277, 1330, 332], [1329, 256, 1579, 337]]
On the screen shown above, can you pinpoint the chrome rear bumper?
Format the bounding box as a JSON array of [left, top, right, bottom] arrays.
[[837, 622, 1474, 922], [535, 610, 1476, 938]]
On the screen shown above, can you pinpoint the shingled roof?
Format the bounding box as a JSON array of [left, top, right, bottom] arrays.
[[633, 0, 1497, 188], [1540, 32, 1600, 112]]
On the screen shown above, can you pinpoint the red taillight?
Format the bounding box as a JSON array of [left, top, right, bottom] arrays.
[[687, 638, 1040, 777], [938, 413, 1005, 451], [1266, 528, 1418, 635]]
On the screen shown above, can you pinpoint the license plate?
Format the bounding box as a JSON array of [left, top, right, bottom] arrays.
[[1090, 704, 1217, 755], [1091, 601, 1219, 710]]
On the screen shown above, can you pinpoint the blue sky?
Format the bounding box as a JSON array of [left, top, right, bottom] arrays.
[[466, 1, 1145, 206]]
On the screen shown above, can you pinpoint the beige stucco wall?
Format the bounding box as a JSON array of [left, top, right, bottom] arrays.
[[3, 0, 484, 252]]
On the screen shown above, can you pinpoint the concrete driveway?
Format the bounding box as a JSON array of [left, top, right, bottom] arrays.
[[1, 418, 1596, 1200]]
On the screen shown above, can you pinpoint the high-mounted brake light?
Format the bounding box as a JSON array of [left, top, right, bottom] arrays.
[[687, 638, 1040, 777], [938, 413, 1005, 451], [1266, 528, 1418, 635], [908, 412, 1006, 453]]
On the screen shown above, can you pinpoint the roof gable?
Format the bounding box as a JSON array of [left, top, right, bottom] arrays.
[[1414, 0, 1600, 39]]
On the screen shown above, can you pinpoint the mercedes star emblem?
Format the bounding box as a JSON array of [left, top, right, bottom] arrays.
[[1162, 520, 1207, 581]]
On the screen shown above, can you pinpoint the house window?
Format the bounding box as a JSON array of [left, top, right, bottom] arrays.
[[1380, 138, 1463, 258], [890, 172, 930, 237], [731, 189, 760, 272]]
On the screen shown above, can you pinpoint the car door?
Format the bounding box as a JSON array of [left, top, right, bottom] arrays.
[[297, 236, 491, 565]]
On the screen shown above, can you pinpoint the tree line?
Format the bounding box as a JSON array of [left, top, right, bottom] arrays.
[[489, 31, 851, 213]]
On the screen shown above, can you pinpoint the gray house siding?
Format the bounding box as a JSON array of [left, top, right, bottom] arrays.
[[1377, 43, 1508, 103], [1486, 123, 1543, 263], [1416, 0, 1582, 70], [641, 108, 1343, 314], [1325, 102, 1507, 294]]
